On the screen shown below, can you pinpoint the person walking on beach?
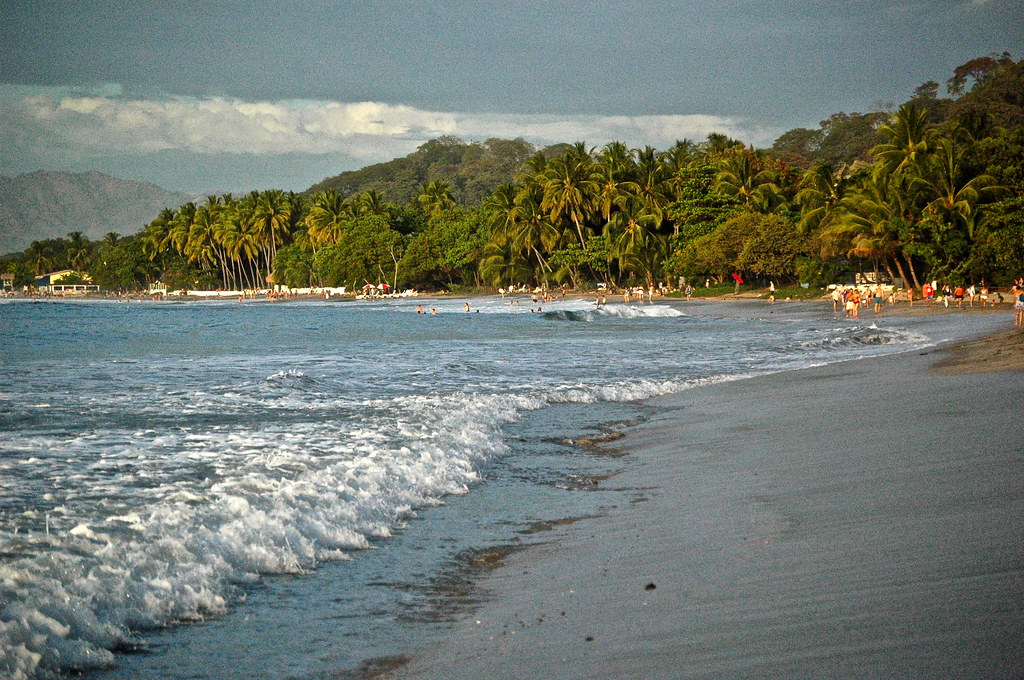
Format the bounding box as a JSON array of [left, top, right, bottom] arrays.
[[1015, 286, 1024, 327], [832, 286, 843, 313], [845, 289, 859, 319], [873, 285, 884, 314], [954, 285, 964, 308]]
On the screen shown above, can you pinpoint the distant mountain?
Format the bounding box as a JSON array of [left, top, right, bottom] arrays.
[[0, 170, 191, 254], [306, 136, 548, 205]]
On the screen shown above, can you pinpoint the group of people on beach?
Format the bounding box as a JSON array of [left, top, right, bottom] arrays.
[[831, 278, 1024, 325], [832, 285, 887, 319]]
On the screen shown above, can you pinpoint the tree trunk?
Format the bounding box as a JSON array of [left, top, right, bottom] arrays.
[[902, 251, 921, 290]]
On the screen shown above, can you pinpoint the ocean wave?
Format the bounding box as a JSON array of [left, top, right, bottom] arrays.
[[543, 304, 685, 322], [796, 325, 929, 350], [0, 366, 751, 678]]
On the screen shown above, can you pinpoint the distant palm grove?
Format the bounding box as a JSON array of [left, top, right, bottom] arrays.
[[5, 55, 1023, 293]]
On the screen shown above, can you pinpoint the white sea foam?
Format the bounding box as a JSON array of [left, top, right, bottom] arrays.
[[543, 303, 686, 322], [0, 301, 952, 679]]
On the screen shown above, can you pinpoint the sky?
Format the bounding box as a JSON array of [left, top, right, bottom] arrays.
[[1, 0, 1021, 194]]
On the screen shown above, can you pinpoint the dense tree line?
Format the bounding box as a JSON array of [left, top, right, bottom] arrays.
[[4, 55, 1022, 294]]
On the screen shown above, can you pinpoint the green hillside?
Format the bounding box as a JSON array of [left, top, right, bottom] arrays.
[[306, 136, 559, 204]]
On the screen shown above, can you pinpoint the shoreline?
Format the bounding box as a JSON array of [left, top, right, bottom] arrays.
[[378, 312, 1024, 679]]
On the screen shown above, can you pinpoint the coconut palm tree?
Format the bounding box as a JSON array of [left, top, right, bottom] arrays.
[[356, 189, 389, 216], [592, 162, 640, 223], [604, 194, 660, 273], [541, 153, 597, 249], [832, 174, 920, 288], [66, 231, 93, 272], [510, 185, 561, 282], [305, 190, 352, 253], [795, 163, 851, 233], [415, 180, 457, 217], [25, 240, 54, 276], [252, 190, 292, 282], [168, 203, 197, 254], [478, 240, 531, 288], [915, 137, 1003, 241], [713, 150, 780, 213], [872, 102, 937, 179]]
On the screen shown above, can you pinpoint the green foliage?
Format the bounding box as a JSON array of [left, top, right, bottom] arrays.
[[90, 237, 153, 289], [668, 213, 806, 282], [307, 136, 538, 205], [736, 214, 807, 278], [11, 54, 1024, 296], [312, 216, 405, 289], [272, 244, 314, 288], [665, 166, 743, 242], [398, 209, 488, 287], [793, 257, 844, 289], [160, 253, 213, 291], [769, 112, 888, 168]]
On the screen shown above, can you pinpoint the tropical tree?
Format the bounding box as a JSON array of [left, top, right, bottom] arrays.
[[542, 151, 598, 249], [795, 163, 852, 233], [713, 149, 780, 213], [872, 103, 937, 178], [252, 189, 293, 281], [305, 190, 351, 253], [415, 180, 457, 217]]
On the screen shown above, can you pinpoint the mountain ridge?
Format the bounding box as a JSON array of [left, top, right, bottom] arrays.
[[0, 170, 192, 254]]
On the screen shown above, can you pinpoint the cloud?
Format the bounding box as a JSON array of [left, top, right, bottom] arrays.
[[0, 85, 778, 169]]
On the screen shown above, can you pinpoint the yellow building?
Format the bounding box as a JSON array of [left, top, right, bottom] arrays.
[[34, 269, 99, 294]]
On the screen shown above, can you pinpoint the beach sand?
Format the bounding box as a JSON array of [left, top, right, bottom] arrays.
[[379, 311, 1024, 680]]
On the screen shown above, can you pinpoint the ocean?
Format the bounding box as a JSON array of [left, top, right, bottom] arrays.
[[0, 295, 976, 679]]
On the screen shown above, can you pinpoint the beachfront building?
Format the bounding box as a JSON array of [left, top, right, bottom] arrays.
[[34, 269, 99, 294], [1, 273, 13, 291]]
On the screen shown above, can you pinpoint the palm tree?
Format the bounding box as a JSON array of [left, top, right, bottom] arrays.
[[415, 180, 456, 217], [597, 141, 635, 177], [185, 206, 220, 286], [795, 163, 851, 233], [713, 150, 780, 213], [168, 203, 197, 254], [604, 194, 659, 274], [478, 240, 531, 288], [356, 189, 388, 216], [872, 103, 936, 178], [510, 185, 561, 283], [592, 162, 640, 223], [916, 137, 1002, 241], [66, 231, 93, 272], [832, 174, 920, 288], [660, 139, 696, 174], [305, 190, 352, 253], [25, 240, 54, 276], [542, 153, 597, 249], [252, 190, 292, 283]]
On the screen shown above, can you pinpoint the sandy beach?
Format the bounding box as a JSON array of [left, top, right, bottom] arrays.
[[380, 304, 1024, 680]]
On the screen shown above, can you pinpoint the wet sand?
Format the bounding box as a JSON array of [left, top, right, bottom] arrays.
[[383, 315, 1024, 679]]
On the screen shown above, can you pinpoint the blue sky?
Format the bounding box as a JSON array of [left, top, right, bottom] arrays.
[[1, 0, 1021, 193]]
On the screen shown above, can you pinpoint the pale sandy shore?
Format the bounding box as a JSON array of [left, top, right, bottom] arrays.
[[381, 309, 1024, 680]]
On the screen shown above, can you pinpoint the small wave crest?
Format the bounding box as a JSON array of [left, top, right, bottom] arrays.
[[264, 369, 319, 388], [798, 325, 928, 350], [544, 304, 685, 322]]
